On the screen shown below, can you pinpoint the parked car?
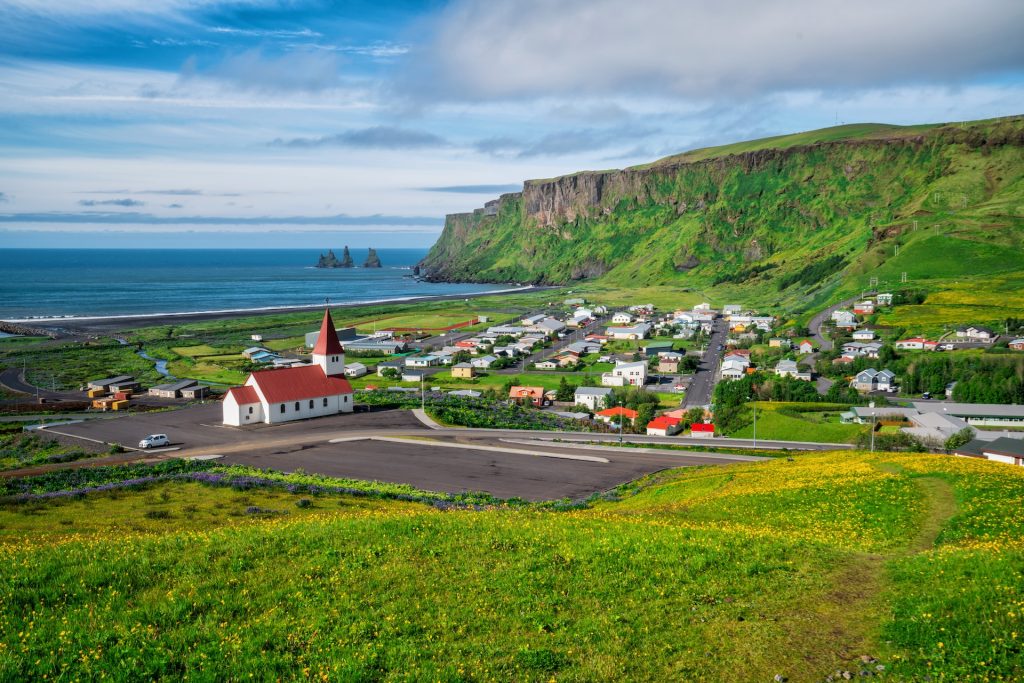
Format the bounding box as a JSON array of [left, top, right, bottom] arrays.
[[138, 434, 169, 449]]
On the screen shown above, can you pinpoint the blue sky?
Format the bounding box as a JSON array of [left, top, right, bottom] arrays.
[[0, 0, 1022, 248]]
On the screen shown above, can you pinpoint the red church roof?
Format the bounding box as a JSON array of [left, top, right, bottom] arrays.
[[691, 423, 715, 433], [312, 309, 343, 356], [250, 364, 352, 403], [225, 385, 259, 405]]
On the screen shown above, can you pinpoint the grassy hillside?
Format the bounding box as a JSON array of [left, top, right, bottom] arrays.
[[1, 451, 1021, 681], [420, 116, 1024, 319]]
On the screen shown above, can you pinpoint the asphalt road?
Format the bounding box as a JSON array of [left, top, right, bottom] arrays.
[[806, 295, 860, 354], [683, 318, 729, 408]]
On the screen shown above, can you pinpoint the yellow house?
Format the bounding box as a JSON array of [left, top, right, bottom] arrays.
[[452, 363, 475, 379]]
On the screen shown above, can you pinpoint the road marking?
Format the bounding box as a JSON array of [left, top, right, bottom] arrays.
[[328, 436, 610, 463], [498, 439, 767, 462]]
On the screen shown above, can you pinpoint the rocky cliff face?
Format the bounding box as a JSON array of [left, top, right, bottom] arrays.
[[417, 117, 1024, 289]]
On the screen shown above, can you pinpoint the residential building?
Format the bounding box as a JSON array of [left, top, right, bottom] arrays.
[[642, 341, 674, 357], [956, 326, 996, 341], [535, 360, 558, 370], [721, 359, 747, 380], [242, 346, 270, 359], [223, 310, 353, 426], [853, 301, 875, 315], [768, 338, 792, 349], [723, 304, 742, 316], [471, 355, 498, 369], [537, 318, 567, 334], [451, 363, 475, 379], [876, 293, 893, 306], [895, 338, 928, 350], [852, 329, 876, 341], [601, 361, 647, 387], [405, 355, 439, 368], [148, 379, 200, 399], [509, 386, 546, 407], [690, 423, 715, 437], [595, 406, 638, 424], [611, 312, 635, 324], [797, 340, 815, 354], [954, 437, 1024, 467], [343, 362, 367, 378], [1009, 338, 1024, 351], [522, 314, 546, 326], [646, 415, 682, 436], [657, 358, 680, 373], [303, 326, 358, 349], [851, 368, 896, 392], [574, 387, 613, 411], [376, 360, 405, 377]]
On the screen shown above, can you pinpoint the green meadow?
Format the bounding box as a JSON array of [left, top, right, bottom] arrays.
[[0, 450, 1020, 681]]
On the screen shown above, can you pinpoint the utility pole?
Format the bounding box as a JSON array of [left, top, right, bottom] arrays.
[[618, 401, 623, 445], [420, 375, 425, 412], [869, 402, 876, 453]]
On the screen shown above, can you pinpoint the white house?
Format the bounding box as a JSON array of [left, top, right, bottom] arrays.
[[723, 304, 742, 317], [876, 293, 894, 306], [535, 360, 558, 370], [611, 312, 635, 324], [721, 359, 747, 380], [853, 329, 876, 341], [775, 360, 800, 377], [343, 362, 367, 378], [601, 361, 647, 387], [956, 326, 996, 341], [471, 355, 498, 369], [405, 355, 439, 368], [522, 314, 546, 326], [223, 310, 353, 426], [694, 302, 712, 311], [574, 387, 613, 411], [895, 338, 928, 350]]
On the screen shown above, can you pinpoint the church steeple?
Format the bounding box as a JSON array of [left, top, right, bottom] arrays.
[[312, 309, 345, 376]]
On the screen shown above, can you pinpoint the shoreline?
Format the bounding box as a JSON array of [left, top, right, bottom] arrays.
[[9, 285, 555, 334]]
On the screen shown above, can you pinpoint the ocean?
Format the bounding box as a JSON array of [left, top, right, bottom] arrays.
[[0, 249, 502, 321]]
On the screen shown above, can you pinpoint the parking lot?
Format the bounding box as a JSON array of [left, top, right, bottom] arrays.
[[35, 404, 742, 501]]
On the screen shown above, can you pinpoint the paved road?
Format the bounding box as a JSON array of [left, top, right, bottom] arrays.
[[806, 295, 860, 354], [0, 368, 81, 400], [683, 318, 729, 408]]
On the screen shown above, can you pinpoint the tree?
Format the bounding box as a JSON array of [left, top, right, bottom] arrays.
[[944, 427, 974, 451], [685, 407, 706, 428], [381, 367, 399, 379], [555, 377, 576, 402], [636, 403, 656, 431]]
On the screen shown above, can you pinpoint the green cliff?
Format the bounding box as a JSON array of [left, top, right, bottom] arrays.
[[419, 116, 1024, 310]]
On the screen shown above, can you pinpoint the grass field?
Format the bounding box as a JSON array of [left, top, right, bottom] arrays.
[[727, 402, 865, 444], [0, 450, 1020, 680]]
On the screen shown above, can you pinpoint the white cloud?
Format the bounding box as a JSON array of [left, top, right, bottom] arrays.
[[412, 0, 1024, 100]]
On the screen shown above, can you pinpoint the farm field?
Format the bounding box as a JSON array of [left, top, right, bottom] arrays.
[[0, 450, 1020, 680]]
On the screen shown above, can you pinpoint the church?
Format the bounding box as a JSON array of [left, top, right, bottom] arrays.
[[222, 310, 354, 426]]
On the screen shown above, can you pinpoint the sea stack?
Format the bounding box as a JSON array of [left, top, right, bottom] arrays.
[[363, 248, 382, 268], [315, 247, 355, 268]]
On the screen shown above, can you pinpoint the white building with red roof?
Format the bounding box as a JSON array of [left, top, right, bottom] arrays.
[[223, 310, 354, 426]]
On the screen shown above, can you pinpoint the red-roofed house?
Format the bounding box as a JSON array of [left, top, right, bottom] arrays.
[[646, 415, 682, 436], [223, 310, 354, 425], [797, 340, 815, 354], [508, 386, 546, 407], [595, 406, 639, 424], [690, 422, 715, 437]]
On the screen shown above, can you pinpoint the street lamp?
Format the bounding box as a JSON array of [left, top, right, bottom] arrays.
[[748, 396, 757, 449], [420, 374, 425, 412], [869, 400, 876, 453], [618, 401, 624, 445]]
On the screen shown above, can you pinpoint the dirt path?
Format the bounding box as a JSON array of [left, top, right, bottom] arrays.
[[767, 474, 958, 681]]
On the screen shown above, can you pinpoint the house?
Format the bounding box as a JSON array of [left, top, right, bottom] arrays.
[[148, 379, 199, 399], [832, 310, 857, 328], [956, 325, 996, 341], [554, 354, 577, 367], [646, 415, 683, 436], [1009, 338, 1024, 351], [657, 358, 680, 373], [471, 355, 498, 369], [723, 304, 742, 316], [954, 437, 1024, 467], [223, 310, 353, 426], [304, 326, 358, 348], [611, 312, 635, 324], [690, 423, 715, 437], [250, 351, 279, 364], [852, 329, 876, 341], [574, 387, 613, 411], [797, 340, 815, 354], [535, 360, 558, 370], [509, 386, 546, 407], [595, 406, 638, 424], [343, 362, 367, 378], [451, 362, 475, 379], [721, 359, 747, 380], [876, 293, 893, 306], [402, 371, 426, 383], [775, 360, 800, 378], [853, 301, 875, 315], [768, 338, 792, 349], [405, 355, 439, 368], [601, 361, 647, 387], [642, 341, 674, 357], [605, 323, 652, 340], [376, 360, 405, 377], [342, 339, 407, 355], [851, 368, 896, 393], [895, 338, 928, 350], [694, 302, 712, 311]]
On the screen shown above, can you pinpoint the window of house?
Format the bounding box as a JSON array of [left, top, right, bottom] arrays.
[[323, 398, 328, 407], [280, 404, 285, 413], [294, 402, 300, 411], [248, 406, 253, 414], [309, 400, 314, 409]]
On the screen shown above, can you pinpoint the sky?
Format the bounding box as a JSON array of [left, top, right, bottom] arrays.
[[0, 0, 1022, 249]]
